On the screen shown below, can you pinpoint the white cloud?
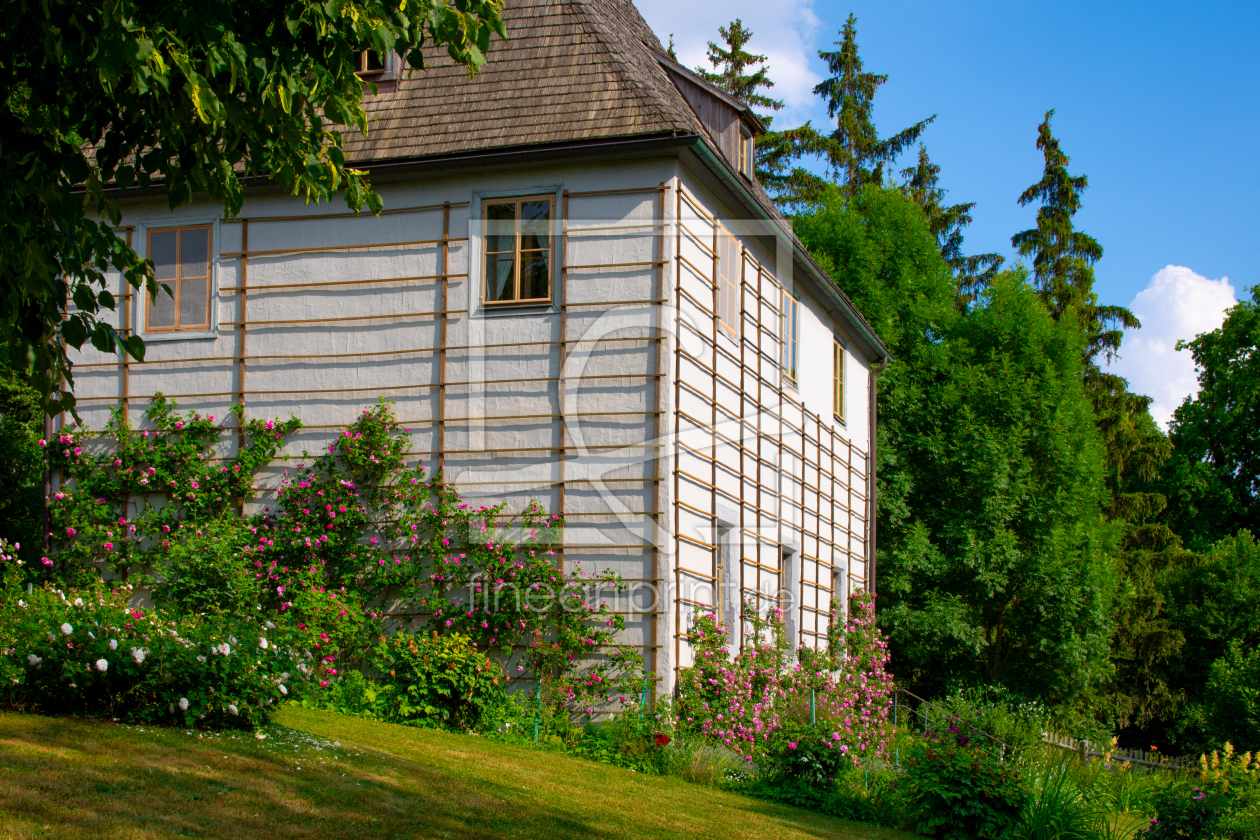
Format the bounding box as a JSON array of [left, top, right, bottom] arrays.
[[1106, 265, 1236, 430], [632, 0, 827, 127]]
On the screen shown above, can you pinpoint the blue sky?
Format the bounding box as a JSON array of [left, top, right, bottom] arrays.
[[633, 0, 1258, 424]]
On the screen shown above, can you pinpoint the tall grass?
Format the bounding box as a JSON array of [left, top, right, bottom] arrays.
[[1016, 753, 1166, 840]]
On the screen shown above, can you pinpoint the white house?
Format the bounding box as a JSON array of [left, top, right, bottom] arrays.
[[69, 0, 891, 694]]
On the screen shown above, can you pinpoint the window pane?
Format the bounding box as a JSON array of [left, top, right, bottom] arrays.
[[365, 50, 385, 71], [150, 285, 176, 328], [521, 251, 549, 300], [181, 228, 209, 278], [486, 253, 516, 302], [485, 203, 515, 253], [520, 201, 550, 251], [150, 231, 178, 280], [180, 277, 209, 328]]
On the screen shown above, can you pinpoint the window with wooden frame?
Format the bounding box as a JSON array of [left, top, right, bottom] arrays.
[[738, 126, 753, 177], [716, 226, 740, 338], [833, 338, 846, 421], [782, 291, 799, 383], [355, 50, 387, 76], [483, 196, 554, 306], [146, 225, 212, 333]]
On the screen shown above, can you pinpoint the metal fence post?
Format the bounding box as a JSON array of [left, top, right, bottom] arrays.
[[811, 689, 816, 726], [639, 675, 648, 734], [534, 677, 541, 742]]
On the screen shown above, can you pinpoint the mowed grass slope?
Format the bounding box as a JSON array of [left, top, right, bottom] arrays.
[[0, 706, 916, 840]]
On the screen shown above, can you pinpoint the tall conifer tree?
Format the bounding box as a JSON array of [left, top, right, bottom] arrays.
[[814, 15, 935, 199], [1012, 112, 1185, 735], [901, 145, 1004, 302], [1011, 110, 1136, 361], [757, 15, 934, 208], [695, 20, 784, 119]]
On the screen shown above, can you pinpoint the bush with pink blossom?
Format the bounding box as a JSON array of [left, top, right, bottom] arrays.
[[20, 396, 642, 727], [674, 591, 893, 781]]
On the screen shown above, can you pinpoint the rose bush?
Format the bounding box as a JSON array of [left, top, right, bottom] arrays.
[[674, 591, 893, 777], [14, 396, 643, 727], [1, 568, 310, 728]]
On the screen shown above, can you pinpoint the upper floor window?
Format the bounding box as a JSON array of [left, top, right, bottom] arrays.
[[484, 196, 553, 305], [738, 126, 754, 178], [147, 225, 211, 333], [716, 227, 740, 338], [356, 50, 387, 77], [833, 338, 846, 422], [782, 291, 799, 383]]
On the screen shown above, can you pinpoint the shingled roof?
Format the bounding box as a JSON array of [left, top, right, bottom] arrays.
[[345, 0, 890, 364], [344, 0, 709, 163]]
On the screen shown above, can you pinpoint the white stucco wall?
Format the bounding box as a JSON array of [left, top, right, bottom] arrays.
[[65, 154, 875, 697]]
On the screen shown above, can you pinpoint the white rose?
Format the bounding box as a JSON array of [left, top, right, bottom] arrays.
[[74, 598, 83, 607], [109, 639, 118, 650], [131, 648, 146, 664], [95, 659, 108, 672], [254, 732, 267, 741], [60, 623, 73, 635], [258, 638, 269, 650], [196, 655, 207, 663], [228, 704, 239, 716], [27, 654, 41, 666], [278, 684, 288, 696], [178, 697, 189, 711], [17, 600, 25, 607], [228, 636, 237, 645]]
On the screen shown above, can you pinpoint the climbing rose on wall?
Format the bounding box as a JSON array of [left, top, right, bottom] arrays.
[[674, 591, 892, 769]]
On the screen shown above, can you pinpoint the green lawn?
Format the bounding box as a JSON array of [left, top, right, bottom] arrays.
[[0, 707, 918, 840]]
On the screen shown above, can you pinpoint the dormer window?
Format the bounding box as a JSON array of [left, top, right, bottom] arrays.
[[738, 126, 754, 178], [356, 50, 387, 77]]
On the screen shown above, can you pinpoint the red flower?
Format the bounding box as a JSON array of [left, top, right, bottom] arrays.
[[655, 734, 670, 746]]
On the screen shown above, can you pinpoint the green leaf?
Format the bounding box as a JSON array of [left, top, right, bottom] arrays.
[[124, 334, 146, 363]]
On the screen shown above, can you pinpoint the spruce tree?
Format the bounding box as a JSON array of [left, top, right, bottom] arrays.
[[1012, 112, 1186, 737], [814, 14, 935, 199], [695, 20, 784, 120], [900, 145, 1004, 302]]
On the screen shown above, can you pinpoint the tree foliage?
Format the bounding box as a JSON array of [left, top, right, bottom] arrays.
[[899, 145, 1004, 303], [1010, 110, 1137, 364], [694, 19, 783, 120], [755, 15, 932, 209], [795, 186, 1117, 706], [0, 0, 505, 414], [0, 347, 43, 568], [812, 15, 934, 199], [1158, 289, 1260, 550]]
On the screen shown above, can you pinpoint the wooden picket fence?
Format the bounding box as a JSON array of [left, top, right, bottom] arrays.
[[892, 688, 1198, 776], [1041, 730, 1198, 776]]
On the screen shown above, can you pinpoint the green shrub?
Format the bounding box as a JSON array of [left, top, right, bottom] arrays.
[[154, 520, 261, 615], [737, 764, 903, 826], [763, 717, 856, 783], [1147, 785, 1227, 839], [1197, 744, 1260, 840], [2, 577, 310, 728], [563, 715, 665, 773], [658, 736, 744, 785], [902, 736, 1029, 840], [367, 631, 505, 730]]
